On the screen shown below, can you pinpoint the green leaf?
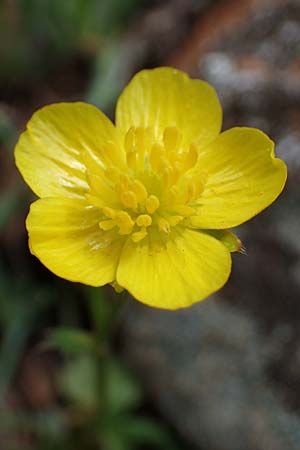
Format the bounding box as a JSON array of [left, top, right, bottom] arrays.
[[103, 357, 142, 416], [43, 327, 97, 355], [103, 415, 181, 450], [58, 354, 100, 411]]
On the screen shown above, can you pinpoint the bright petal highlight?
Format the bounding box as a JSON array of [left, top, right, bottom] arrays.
[[116, 67, 222, 150], [15, 67, 287, 309], [15, 102, 124, 199], [27, 198, 123, 286], [190, 128, 287, 229]]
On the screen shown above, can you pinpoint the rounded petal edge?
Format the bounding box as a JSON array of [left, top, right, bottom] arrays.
[[191, 127, 287, 229], [15, 102, 123, 199], [116, 228, 232, 310], [27, 197, 124, 287], [116, 67, 222, 150]]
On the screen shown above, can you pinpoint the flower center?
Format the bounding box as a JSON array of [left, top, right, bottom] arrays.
[[92, 126, 206, 243]]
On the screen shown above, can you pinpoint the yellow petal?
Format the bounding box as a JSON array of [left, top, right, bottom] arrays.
[[15, 102, 124, 199], [27, 197, 124, 286], [116, 228, 231, 309], [191, 128, 287, 229], [116, 67, 222, 150]]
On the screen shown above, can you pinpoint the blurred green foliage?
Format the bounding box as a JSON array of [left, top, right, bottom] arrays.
[[0, 0, 145, 85]]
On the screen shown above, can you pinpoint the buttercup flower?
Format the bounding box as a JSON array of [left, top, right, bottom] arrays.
[[15, 67, 287, 309]]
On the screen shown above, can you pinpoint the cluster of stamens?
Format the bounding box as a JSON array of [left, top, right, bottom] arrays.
[[93, 126, 206, 243]]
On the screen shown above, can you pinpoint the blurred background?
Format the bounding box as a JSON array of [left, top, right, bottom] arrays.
[[1, 0, 300, 449]]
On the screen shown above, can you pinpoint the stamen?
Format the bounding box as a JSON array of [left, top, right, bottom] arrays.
[[136, 214, 152, 227], [103, 206, 116, 219], [184, 143, 198, 170], [149, 143, 164, 172], [119, 174, 131, 190], [146, 195, 160, 214], [135, 127, 146, 167], [163, 127, 182, 153], [163, 166, 179, 189], [157, 217, 171, 233], [167, 185, 180, 204], [102, 141, 120, 166], [121, 190, 138, 210], [96, 127, 204, 243], [132, 227, 148, 243], [105, 167, 120, 184], [99, 219, 116, 231], [124, 127, 136, 154], [132, 180, 147, 203], [116, 211, 134, 235], [126, 151, 136, 169], [169, 215, 184, 226]]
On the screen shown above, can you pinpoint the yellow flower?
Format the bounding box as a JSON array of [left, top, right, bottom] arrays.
[[15, 67, 287, 309]]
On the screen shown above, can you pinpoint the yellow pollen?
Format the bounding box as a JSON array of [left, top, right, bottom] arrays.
[[135, 127, 146, 167], [149, 143, 164, 172], [102, 141, 119, 165], [126, 151, 136, 169], [105, 167, 120, 183], [169, 215, 184, 226], [157, 217, 171, 233], [163, 127, 182, 153], [132, 180, 147, 203], [119, 174, 130, 190], [136, 214, 152, 227], [99, 219, 116, 231], [167, 185, 180, 204], [121, 190, 138, 210], [116, 211, 134, 235], [131, 227, 148, 243], [124, 126, 136, 154], [163, 166, 179, 188], [184, 143, 198, 170], [146, 195, 160, 214], [103, 206, 116, 219], [98, 127, 206, 243]]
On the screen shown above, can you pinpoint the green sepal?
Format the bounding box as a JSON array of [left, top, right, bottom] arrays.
[[203, 229, 242, 252]]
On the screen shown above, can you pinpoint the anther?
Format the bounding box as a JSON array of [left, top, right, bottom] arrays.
[[124, 127, 136, 154], [136, 214, 152, 227], [146, 195, 160, 214], [184, 144, 198, 171], [135, 127, 146, 167], [132, 180, 147, 203], [157, 217, 171, 234], [163, 127, 182, 153], [116, 211, 134, 235], [168, 215, 184, 226], [105, 167, 120, 184], [167, 185, 180, 204], [131, 228, 148, 243], [102, 141, 120, 166], [99, 220, 116, 231], [149, 143, 164, 172], [119, 174, 131, 190], [103, 206, 116, 219], [121, 190, 138, 210], [126, 151, 136, 169]]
